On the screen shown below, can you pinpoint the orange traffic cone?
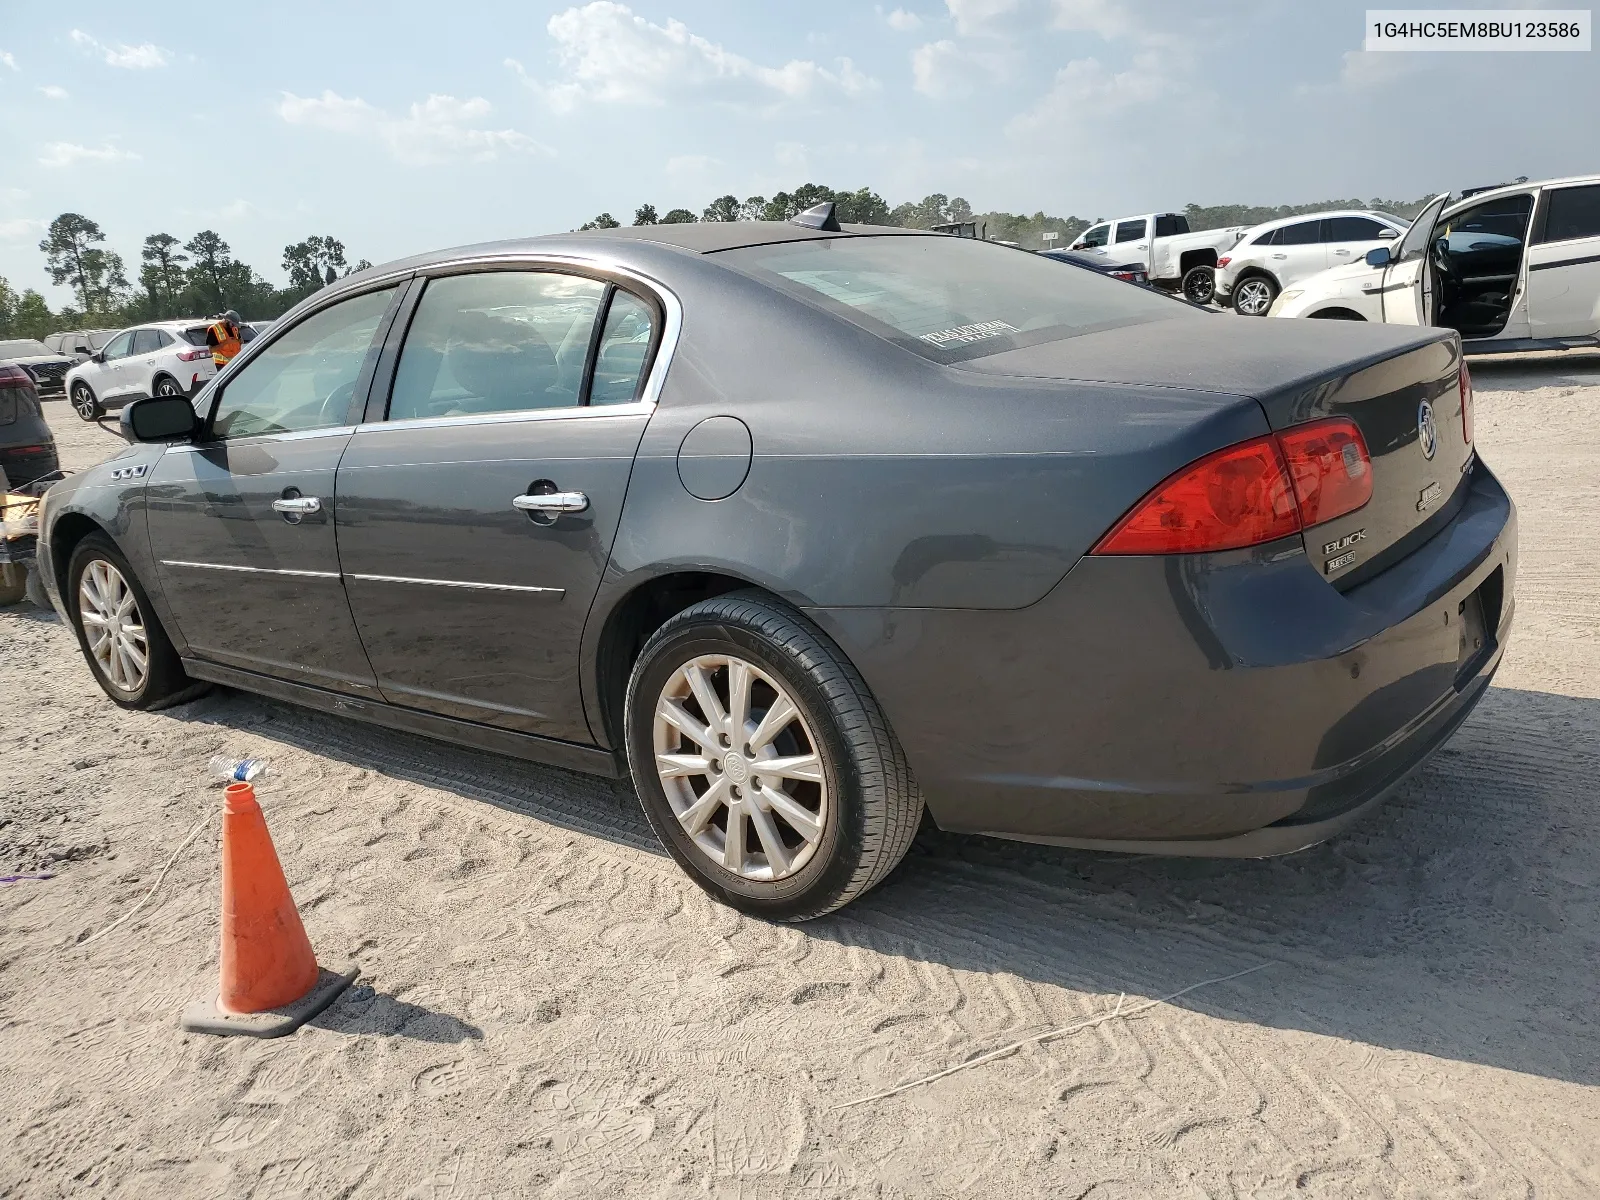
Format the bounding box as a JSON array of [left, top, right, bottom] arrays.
[[181, 781, 357, 1038]]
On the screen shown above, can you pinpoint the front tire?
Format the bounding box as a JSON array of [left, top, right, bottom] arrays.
[[625, 592, 923, 921], [67, 534, 205, 709], [72, 382, 103, 421], [1181, 265, 1215, 305], [1232, 275, 1278, 316]]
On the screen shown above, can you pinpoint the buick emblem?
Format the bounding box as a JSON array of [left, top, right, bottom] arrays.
[[1417, 400, 1438, 461]]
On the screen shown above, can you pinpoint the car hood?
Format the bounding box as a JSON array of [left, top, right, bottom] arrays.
[[954, 311, 1445, 400], [6, 354, 73, 368]]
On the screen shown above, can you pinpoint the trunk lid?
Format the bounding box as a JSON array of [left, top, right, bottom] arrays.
[[960, 315, 1471, 583]]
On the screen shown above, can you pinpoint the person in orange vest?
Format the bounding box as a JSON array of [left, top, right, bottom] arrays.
[[206, 310, 243, 369]]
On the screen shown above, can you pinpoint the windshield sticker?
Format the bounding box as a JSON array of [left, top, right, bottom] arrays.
[[919, 320, 1018, 349]]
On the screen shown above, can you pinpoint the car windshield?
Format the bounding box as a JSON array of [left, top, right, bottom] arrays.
[[0, 340, 51, 358], [718, 235, 1187, 363]]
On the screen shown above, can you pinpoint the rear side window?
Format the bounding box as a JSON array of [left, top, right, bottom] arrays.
[[1542, 184, 1600, 243], [1115, 219, 1146, 243], [179, 326, 209, 347], [1325, 217, 1387, 241], [589, 290, 656, 405], [1279, 221, 1322, 245], [718, 235, 1189, 364], [154, 330, 174, 349], [388, 271, 607, 421]]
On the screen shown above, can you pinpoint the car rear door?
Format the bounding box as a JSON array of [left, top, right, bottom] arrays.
[[126, 328, 164, 397], [1272, 219, 1327, 287], [1527, 182, 1600, 339], [145, 282, 404, 695], [334, 264, 665, 744]]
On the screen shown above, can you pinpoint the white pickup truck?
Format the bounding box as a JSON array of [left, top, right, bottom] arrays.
[[1067, 213, 1247, 303]]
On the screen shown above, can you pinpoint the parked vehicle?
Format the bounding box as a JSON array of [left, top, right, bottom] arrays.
[[43, 329, 118, 362], [1216, 211, 1407, 316], [38, 211, 1514, 920], [1273, 175, 1600, 353], [1068, 213, 1244, 303], [1040, 248, 1149, 285], [0, 363, 59, 489], [63, 320, 219, 421], [0, 339, 75, 397]]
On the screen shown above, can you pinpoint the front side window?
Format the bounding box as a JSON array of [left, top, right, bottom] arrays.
[[1078, 224, 1109, 249], [388, 272, 607, 421], [210, 287, 395, 439], [1542, 184, 1600, 243], [1439, 193, 1534, 275], [1326, 217, 1386, 241], [719, 234, 1190, 364], [1115, 219, 1146, 244], [1279, 221, 1322, 245], [590, 291, 656, 405], [102, 332, 134, 360]]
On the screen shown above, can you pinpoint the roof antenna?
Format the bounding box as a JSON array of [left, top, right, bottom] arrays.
[[790, 201, 842, 232]]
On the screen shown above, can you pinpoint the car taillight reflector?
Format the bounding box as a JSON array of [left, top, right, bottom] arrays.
[[1459, 362, 1473, 443], [177, 346, 209, 362], [1216, 256, 1232, 268], [1093, 418, 1372, 556]]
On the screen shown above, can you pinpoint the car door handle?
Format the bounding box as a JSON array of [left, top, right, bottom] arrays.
[[271, 496, 322, 515], [512, 491, 589, 515], [1271, 253, 1287, 259], [1334, 248, 1353, 255]]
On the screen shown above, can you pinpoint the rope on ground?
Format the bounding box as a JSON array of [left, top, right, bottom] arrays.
[[80, 814, 213, 947], [832, 960, 1273, 1111]]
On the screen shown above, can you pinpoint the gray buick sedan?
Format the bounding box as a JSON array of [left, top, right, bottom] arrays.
[[37, 207, 1515, 920]]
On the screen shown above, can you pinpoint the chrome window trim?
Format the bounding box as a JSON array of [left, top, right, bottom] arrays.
[[353, 402, 652, 436], [346, 573, 565, 597], [161, 560, 341, 580], [165, 424, 357, 453]]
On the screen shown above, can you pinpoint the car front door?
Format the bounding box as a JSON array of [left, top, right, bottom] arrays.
[[1324, 215, 1394, 274], [1072, 223, 1111, 259], [96, 331, 135, 399], [144, 283, 403, 695], [1527, 182, 1600, 339], [1380, 194, 1451, 326], [126, 328, 164, 397], [335, 266, 664, 743]]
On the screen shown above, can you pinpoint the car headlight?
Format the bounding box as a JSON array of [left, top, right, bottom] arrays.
[[1277, 290, 1303, 305]]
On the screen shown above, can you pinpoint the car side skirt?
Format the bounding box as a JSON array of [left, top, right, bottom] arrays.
[[181, 659, 623, 778], [1462, 334, 1599, 355]]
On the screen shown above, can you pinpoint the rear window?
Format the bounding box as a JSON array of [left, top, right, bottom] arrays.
[[179, 326, 209, 347], [0, 387, 16, 425], [717, 235, 1189, 363], [0, 340, 50, 358]]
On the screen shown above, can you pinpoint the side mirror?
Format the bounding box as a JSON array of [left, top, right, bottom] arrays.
[[1378, 228, 1399, 239], [120, 395, 200, 443], [92, 350, 107, 363], [1365, 246, 1392, 268]]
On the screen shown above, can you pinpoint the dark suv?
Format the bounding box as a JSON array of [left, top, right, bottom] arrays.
[[0, 363, 59, 488]]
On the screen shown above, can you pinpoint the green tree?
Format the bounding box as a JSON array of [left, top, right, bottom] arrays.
[[578, 212, 620, 230], [660, 208, 697, 224], [833, 187, 891, 225], [139, 233, 188, 317], [282, 235, 348, 294], [39, 213, 127, 314], [738, 196, 768, 221], [0, 278, 58, 340], [702, 195, 740, 222], [632, 204, 659, 226], [184, 230, 237, 310]]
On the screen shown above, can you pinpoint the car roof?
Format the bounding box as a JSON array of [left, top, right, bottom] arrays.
[[1445, 173, 1600, 211], [1247, 209, 1405, 234]]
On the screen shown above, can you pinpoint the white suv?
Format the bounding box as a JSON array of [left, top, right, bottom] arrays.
[[63, 320, 218, 422], [1216, 211, 1407, 316]]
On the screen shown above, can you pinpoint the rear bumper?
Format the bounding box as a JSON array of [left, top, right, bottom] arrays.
[[807, 459, 1516, 855]]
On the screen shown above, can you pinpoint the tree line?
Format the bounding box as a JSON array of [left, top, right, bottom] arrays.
[[0, 187, 1441, 342], [0, 213, 370, 340]]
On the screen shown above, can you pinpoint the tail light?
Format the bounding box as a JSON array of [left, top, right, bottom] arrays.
[[0, 364, 35, 388], [1459, 362, 1473, 443], [1216, 256, 1232, 268], [1093, 418, 1372, 556], [177, 346, 210, 362]]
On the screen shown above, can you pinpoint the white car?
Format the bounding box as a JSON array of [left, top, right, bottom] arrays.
[[1272, 175, 1600, 353], [1068, 212, 1246, 302], [63, 320, 218, 422], [1215, 211, 1407, 316]]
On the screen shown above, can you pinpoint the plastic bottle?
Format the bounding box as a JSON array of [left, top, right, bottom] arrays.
[[208, 756, 269, 783]]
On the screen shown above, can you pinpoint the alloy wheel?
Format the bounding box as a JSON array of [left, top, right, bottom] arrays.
[[77, 559, 149, 694], [1182, 267, 1215, 305], [1236, 279, 1275, 315], [74, 385, 98, 420], [156, 379, 181, 397], [652, 653, 828, 882]]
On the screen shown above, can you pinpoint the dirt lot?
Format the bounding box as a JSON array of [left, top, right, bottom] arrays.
[[4, 356, 1599, 1199]]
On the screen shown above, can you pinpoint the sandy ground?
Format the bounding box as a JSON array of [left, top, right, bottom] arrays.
[[3, 356, 1599, 1199]]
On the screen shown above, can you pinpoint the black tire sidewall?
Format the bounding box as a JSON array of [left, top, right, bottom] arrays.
[[73, 383, 101, 421], [154, 376, 181, 397], [627, 615, 866, 919], [66, 534, 185, 709], [1182, 266, 1214, 304]]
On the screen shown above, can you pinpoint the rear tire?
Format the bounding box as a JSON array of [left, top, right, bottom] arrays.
[[1181, 265, 1215, 305], [72, 382, 103, 422], [0, 564, 26, 606], [1232, 275, 1278, 316], [153, 375, 184, 398], [67, 533, 207, 710], [625, 591, 923, 921]]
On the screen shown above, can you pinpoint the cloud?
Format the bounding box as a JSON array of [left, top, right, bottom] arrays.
[[38, 142, 140, 168], [515, 2, 876, 111], [39, 85, 68, 100], [912, 40, 1008, 97], [945, 0, 1026, 35], [69, 29, 170, 69], [665, 153, 719, 177], [1, 50, 16, 70], [1007, 52, 1169, 134], [0, 217, 45, 241], [886, 8, 923, 31], [278, 90, 548, 165]]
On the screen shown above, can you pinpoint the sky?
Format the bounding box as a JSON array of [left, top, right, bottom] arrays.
[[1, 0, 1596, 305]]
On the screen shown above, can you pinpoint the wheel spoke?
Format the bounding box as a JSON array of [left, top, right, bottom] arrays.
[[679, 776, 729, 835], [657, 698, 716, 752], [748, 803, 790, 877], [80, 609, 109, 628], [656, 752, 710, 779], [726, 659, 752, 737], [760, 785, 822, 844], [747, 695, 798, 754], [722, 798, 746, 871], [684, 663, 726, 733], [758, 753, 822, 784], [122, 639, 148, 674]]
